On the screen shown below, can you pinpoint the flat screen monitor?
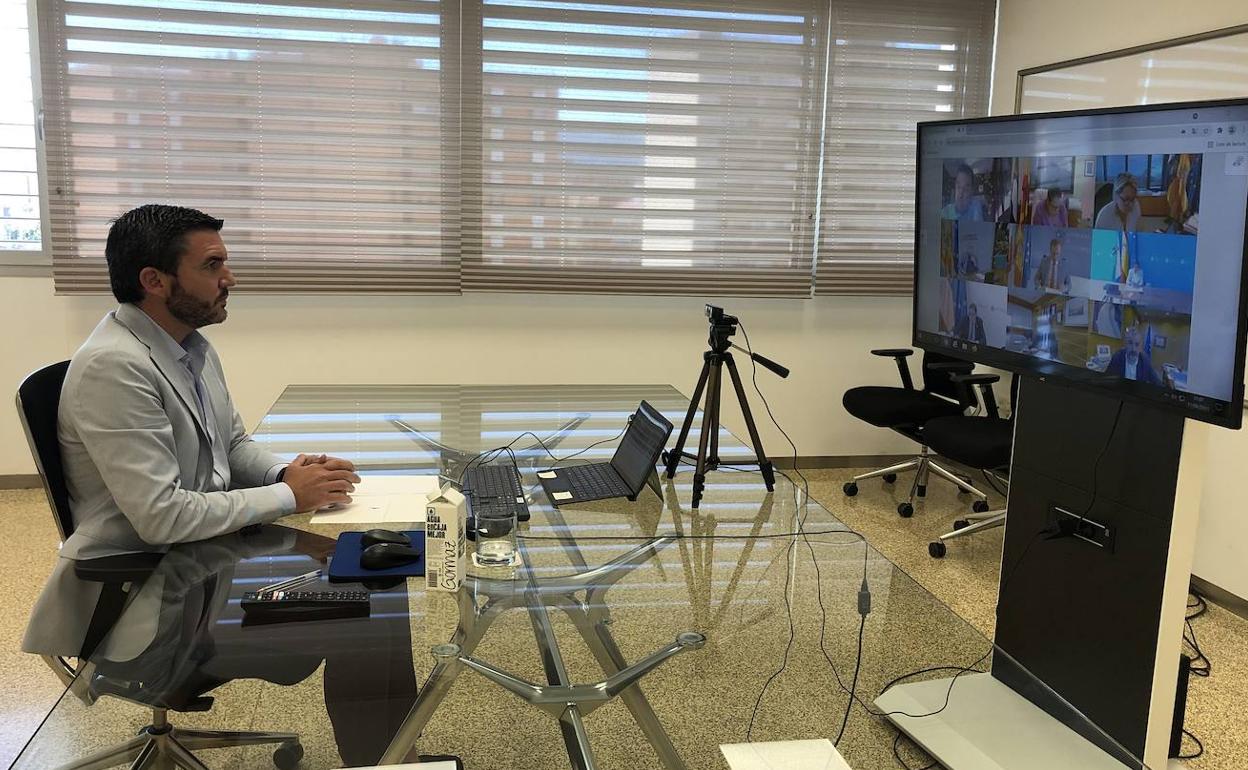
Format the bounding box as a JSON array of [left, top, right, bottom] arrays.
[[913, 99, 1248, 428]]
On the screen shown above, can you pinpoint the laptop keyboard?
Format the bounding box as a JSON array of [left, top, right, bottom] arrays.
[[561, 464, 631, 499], [462, 464, 531, 521]]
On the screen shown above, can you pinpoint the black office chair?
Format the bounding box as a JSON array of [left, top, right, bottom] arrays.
[[842, 349, 991, 517], [17, 362, 303, 770], [923, 373, 1018, 558]]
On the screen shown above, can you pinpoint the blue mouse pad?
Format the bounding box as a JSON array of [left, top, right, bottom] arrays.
[[328, 530, 426, 582]]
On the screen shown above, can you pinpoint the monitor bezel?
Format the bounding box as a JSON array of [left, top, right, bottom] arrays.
[[911, 97, 1248, 429]]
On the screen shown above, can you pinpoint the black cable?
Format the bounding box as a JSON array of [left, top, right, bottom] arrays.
[[1178, 593, 1208, 758], [1184, 618, 1211, 678], [835, 613, 867, 745], [456, 425, 629, 486], [733, 319, 814, 741], [741, 323, 992, 726], [738, 320, 880, 747], [1186, 590, 1208, 620], [738, 322, 827, 734], [744, 540, 798, 741], [1178, 728, 1204, 760], [723, 321, 983, 733], [1184, 590, 1211, 676]]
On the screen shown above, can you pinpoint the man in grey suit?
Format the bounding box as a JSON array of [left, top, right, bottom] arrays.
[[23, 205, 420, 767], [25, 204, 361, 652]]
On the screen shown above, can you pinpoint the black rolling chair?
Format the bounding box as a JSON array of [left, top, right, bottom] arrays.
[[842, 349, 990, 517], [923, 373, 1018, 559], [17, 362, 303, 770]]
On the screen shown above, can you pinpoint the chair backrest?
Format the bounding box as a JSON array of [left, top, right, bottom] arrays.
[[920, 352, 974, 406], [16, 361, 74, 541]]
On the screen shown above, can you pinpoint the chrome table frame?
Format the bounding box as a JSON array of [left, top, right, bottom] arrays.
[[380, 536, 703, 769]]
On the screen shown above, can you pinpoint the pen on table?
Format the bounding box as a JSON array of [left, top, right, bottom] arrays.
[[259, 569, 322, 593]]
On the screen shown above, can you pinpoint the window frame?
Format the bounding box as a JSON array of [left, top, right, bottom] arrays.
[[1, 0, 51, 273]]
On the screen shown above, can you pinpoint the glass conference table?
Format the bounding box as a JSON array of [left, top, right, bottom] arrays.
[[14, 385, 992, 770]]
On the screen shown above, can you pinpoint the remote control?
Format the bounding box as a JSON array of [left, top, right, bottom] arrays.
[[240, 589, 370, 625]]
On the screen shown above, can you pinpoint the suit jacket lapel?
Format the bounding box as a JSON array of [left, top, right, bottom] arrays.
[[113, 305, 211, 442]]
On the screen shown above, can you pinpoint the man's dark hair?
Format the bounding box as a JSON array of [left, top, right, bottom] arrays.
[[105, 204, 224, 303], [955, 163, 975, 182]]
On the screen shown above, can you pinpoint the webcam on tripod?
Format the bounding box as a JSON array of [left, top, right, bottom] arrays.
[[704, 305, 789, 378], [663, 305, 790, 506]]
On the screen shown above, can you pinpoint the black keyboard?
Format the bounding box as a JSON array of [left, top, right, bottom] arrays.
[[462, 464, 531, 522], [560, 463, 630, 500], [240, 590, 370, 625]]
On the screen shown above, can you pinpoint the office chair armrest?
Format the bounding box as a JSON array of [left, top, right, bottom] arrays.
[[950, 373, 1000, 385], [870, 348, 916, 390], [74, 553, 164, 583], [951, 373, 1002, 419]]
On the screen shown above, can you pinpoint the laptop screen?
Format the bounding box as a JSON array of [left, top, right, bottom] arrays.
[[609, 402, 673, 493]]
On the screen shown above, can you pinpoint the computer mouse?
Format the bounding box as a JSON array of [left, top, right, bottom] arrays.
[[360, 528, 411, 548], [360, 542, 422, 570]]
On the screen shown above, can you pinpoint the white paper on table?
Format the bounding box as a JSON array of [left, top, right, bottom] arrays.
[[720, 739, 851, 770], [308, 475, 441, 525]]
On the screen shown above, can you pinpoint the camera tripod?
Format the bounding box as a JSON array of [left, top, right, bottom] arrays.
[[662, 307, 787, 508]]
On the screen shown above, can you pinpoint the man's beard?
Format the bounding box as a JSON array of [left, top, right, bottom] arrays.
[[167, 280, 227, 328]]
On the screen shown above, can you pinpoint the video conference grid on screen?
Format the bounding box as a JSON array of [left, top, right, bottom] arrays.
[[915, 103, 1248, 416]]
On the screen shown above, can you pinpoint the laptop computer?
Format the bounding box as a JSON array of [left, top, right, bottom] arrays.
[[537, 401, 673, 506]]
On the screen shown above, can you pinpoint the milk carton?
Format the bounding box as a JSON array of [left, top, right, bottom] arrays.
[[424, 485, 466, 591]]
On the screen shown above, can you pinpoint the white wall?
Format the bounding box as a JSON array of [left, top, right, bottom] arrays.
[[995, 0, 1248, 599], [1, 275, 918, 476], [991, 1, 1248, 117]]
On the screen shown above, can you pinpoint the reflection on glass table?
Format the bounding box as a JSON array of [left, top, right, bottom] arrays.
[[15, 385, 1005, 770]]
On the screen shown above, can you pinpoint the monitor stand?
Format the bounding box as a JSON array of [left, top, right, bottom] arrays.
[[880, 376, 1208, 770], [876, 673, 1133, 770]]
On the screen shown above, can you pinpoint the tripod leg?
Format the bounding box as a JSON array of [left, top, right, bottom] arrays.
[[708, 370, 722, 467], [692, 359, 723, 509], [666, 359, 711, 479], [724, 355, 775, 491]]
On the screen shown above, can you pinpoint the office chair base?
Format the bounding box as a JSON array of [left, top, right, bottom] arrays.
[[848, 448, 989, 515], [56, 715, 300, 770], [929, 510, 1006, 558]]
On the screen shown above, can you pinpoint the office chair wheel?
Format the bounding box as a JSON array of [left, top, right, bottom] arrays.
[[928, 541, 947, 558], [897, 502, 914, 518], [953, 519, 969, 530], [273, 740, 303, 770], [842, 482, 858, 497], [972, 499, 990, 513], [882, 473, 897, 484]]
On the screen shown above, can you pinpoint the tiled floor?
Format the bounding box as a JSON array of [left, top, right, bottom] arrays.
[[1, 471, 1244, 769]]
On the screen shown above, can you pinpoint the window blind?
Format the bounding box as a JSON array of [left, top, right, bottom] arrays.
[[813, 0, 995, 295], [2, 0, 42, 255], [463, 0, 827, 297], [39, 0, 457, 293], [36, 0, 996, 296]]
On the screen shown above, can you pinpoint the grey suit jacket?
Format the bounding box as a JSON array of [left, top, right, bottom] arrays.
[[56, 304, 294, 560], [24, 305, 295, 655]]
